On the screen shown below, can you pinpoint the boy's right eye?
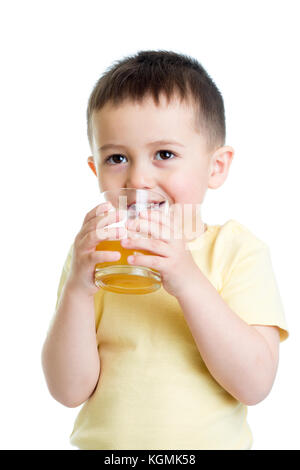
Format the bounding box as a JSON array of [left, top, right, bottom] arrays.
[[105, 154, 127, 165]]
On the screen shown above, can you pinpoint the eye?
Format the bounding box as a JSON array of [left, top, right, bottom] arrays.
[[104, 150, 176, 165], [105, 154, 127, 165], [155, 150, 176, 161]]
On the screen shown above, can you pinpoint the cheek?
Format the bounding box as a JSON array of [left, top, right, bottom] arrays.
[[164, 172, 208, 204]]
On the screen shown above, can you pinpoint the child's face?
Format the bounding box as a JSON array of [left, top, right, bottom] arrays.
[[88, 94, 233, 209]]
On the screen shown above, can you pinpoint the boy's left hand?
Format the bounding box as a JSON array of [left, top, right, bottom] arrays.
[[121, 208, 203, 298]]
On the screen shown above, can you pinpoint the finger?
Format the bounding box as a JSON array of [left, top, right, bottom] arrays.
[[127, 252, 163, 272], [121, 236, 170, 257], [82, 201, 113, 226], [140, 208, 171, 227], [143, 205, 203, 241], [81, 209, 126, 239], [123, 229, 142, 240], [126, 217, 172, 241], [140, 208, 177, 239], [81, 225, 127, 250], [92, 250, 121, 263]]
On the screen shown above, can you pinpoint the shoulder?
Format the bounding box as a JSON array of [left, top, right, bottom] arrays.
[[213, 219, 267, 252], [209, 219, 271, 274]]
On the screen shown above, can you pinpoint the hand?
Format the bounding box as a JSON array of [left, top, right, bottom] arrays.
[[67, 202, 126, 296], [121, 207, 203, 298]]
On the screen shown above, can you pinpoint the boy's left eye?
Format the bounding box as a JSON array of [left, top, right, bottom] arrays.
[[155, 150, 175, 160]]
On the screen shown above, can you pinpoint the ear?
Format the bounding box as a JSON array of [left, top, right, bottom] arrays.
[[208, 146, 234, 189], [87, 156, 97, 176]]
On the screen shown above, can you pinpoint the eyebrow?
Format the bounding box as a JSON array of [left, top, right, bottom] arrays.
[[98, 140, 185, 152]]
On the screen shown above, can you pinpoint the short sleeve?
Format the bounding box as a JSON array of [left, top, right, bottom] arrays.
[[219, 238, 289, 342]]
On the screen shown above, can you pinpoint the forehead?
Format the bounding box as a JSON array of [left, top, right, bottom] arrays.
[[91, 94, 200, 144]]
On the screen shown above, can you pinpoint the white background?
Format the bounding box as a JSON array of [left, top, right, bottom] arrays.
[[1, 0, 299, 450]]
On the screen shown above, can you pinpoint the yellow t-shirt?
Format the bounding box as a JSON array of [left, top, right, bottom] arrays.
[[54, 219, 288, 450]]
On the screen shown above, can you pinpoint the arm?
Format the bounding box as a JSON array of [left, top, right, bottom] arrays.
[[41, 280, 100, 408], [176, 268, 280, 406], [42, 202, 124, 408]]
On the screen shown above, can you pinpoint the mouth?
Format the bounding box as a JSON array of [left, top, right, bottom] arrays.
[[127, 201, 166, 211]]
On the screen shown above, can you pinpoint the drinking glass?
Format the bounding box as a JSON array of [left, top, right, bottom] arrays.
[[94, 188, 170, 295]]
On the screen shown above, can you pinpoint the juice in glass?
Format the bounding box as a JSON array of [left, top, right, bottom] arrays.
[[95, 239, 161, 294], [94, 188, 169, 295]]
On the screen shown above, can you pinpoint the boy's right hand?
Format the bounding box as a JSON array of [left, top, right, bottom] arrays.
[[66, 202, 126, 296]]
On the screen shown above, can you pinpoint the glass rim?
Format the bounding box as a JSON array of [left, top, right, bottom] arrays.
[[99, 187, 170, 201]]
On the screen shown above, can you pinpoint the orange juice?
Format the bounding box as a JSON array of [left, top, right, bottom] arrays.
[[95, 239, 161, 294]]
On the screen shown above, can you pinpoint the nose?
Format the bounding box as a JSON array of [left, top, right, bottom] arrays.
[[125, 161, 155, 190]]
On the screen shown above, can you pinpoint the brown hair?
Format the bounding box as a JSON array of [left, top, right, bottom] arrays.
[[87, 50, 226, 151]]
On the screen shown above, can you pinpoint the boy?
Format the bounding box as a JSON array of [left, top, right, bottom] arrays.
[[42, 50, 288, 450]]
